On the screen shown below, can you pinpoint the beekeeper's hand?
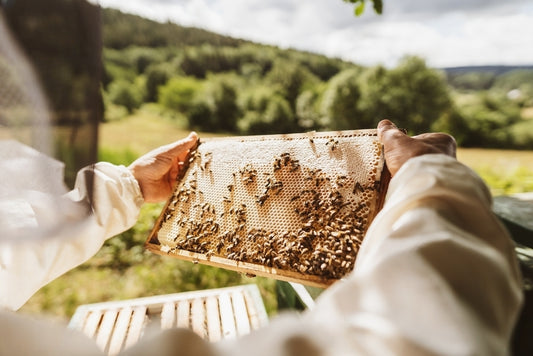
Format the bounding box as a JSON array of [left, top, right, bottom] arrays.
[[128, 132, 198, 203], [378, 119, 456, 177]]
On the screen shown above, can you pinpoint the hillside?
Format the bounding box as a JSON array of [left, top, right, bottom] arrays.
[[102, 8, 250, 49], [443, 65, 533, 76]]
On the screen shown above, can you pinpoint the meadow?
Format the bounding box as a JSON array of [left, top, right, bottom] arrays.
[[19, 109, 533, 322]]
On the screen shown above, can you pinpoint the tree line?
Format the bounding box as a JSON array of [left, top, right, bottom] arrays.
[[103, 8, 533, 149]]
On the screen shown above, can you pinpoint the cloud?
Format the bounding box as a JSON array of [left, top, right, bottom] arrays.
[[93, 0, 533, 67], [382, 0, 531, 16]]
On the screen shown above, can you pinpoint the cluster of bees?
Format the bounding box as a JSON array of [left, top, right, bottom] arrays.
[[159, 139, 380, 280]]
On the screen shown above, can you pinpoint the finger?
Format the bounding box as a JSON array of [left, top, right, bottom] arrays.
[[157, 132, 199, 160], [377, 119, 406, 143], [377, 119, 396, 140], [168, 132, 199, 155], [412, 132, 457, 158]]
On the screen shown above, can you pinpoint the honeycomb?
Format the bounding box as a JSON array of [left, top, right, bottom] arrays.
[[146, 129, 389, 287]]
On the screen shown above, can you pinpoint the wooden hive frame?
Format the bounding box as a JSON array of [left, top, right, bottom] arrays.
[[146, 130, 390, 288]]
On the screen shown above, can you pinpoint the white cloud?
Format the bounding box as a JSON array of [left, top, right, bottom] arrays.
[[93, 0, 533, 68]]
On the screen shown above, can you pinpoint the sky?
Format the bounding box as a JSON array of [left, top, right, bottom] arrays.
[[92, 0, 533, 68]]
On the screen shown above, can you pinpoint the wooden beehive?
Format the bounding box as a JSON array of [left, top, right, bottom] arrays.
[[146, 130, 390, 287], [69, 285, 268, 356]]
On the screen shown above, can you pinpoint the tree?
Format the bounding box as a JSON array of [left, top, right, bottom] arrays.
[[158, 76, 202, 113], [107, 79, 143, 113], [145, 64, 171, 102], [266, 59, 319, 111], [296, 89, 323, 130], [321, 68, 364, 130], [204, 78, 240, 132], [357, 57, 452, 134], [452, 92, 521, 147], [240, 95, 295, 134]]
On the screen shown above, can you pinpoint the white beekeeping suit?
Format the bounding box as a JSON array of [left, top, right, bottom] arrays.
[[0, 7, 143, 310], [0, 152, 522, 356]]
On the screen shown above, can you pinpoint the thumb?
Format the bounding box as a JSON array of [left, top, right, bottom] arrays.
[[161, 132, 199, 158], [377, 119, 405, 144]]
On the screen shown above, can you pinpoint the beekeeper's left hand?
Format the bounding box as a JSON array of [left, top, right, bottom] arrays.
[[128, 132, 198, 203]]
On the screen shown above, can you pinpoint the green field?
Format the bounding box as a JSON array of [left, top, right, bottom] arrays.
[[19, 111, 533, 321]]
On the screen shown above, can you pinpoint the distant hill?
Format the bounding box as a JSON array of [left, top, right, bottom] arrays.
[[442, 65, 533, 91], [443, 65, 533, 76], [102, 8, 250, 49]]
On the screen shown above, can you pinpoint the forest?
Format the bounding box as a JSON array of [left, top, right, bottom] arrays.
[[102, 8, 533, 149]]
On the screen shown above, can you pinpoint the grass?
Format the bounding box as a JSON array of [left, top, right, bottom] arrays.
[[99, 105, 224, 158], [19, 107, 533, 322], [457, 148, 533, 195]]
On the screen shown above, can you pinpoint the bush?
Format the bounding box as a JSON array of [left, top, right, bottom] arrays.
[[158, 76, 202, 113], [240, 95, 295, 134], [107, 79, 143, 113], [454, 92, 522, 147]]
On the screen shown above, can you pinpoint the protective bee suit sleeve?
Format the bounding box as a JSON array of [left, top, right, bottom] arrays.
[[0, 154, 523, 356], [212, 153, 523, 356], [0, 161, 144, 311]]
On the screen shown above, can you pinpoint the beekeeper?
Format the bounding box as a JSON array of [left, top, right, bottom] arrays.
[[0, 120, 523, 356]]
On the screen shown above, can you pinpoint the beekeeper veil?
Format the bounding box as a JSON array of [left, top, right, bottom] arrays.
[[0, 0, 101, 242]]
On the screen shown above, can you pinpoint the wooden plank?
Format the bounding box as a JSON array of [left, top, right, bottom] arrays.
[[242, 290, 260, 330], [161, 302, 176, 330], [231, 291, 251, 336], [244, 285, 269, 327], [191, 298, 207, 339], [95, 309, 118, 352], [205, 296, 222, 342], [218, 293, 237, 340], [68, 307, 89, 332], [176, 300, 190, 329], [124, 306, 146, 349], [289, 282, 316, 309], [107, 307, 133, 356], [82, 310, 103, 339]]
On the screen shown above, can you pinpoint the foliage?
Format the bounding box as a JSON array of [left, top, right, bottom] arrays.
[[266, 58, 320, 111], [452, 91, 522, 147], [296, 89, 323, 130], [353, 57, 453, 134], [493, 70, 533, 106], [447, 71, 496, 91], [343, 0, 383, 16], [99, 7, 533, 149], [107, 79, 144, 113], [508, 119, 533, 149], [376, 57, 452, 133], [320, 68, 363, 130], [102, 8, 247, 49], [239, 95, 296, 134], [203, 77, 240, 132], [158, 76, 202, 114], [144, 64, 173, 102]]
